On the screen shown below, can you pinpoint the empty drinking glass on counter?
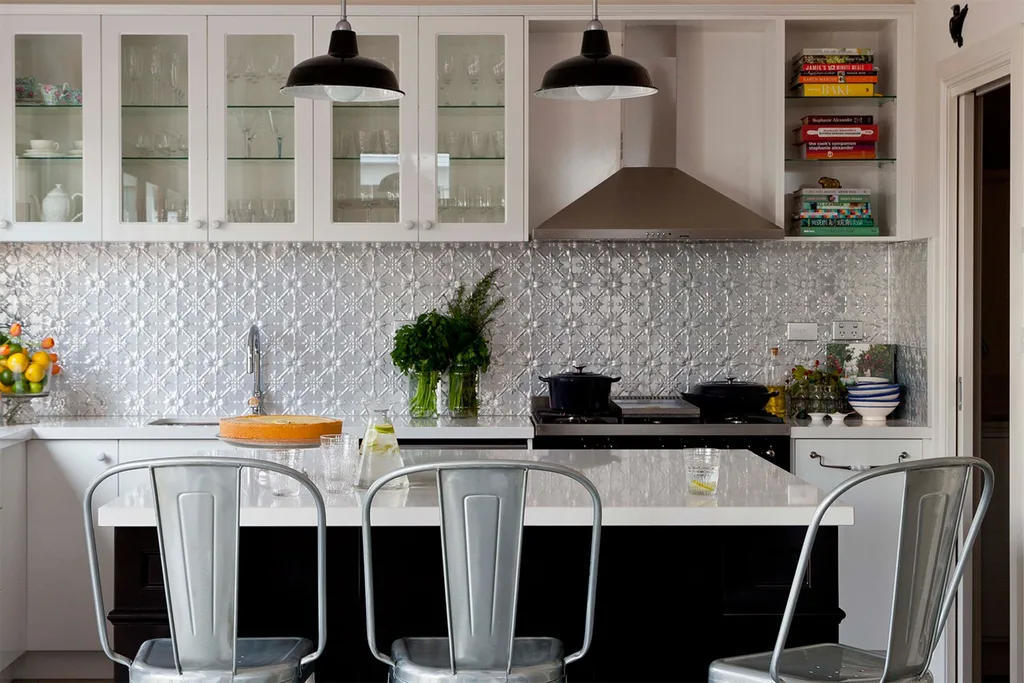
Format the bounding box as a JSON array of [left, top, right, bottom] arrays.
[[318, 434, 360, 494]]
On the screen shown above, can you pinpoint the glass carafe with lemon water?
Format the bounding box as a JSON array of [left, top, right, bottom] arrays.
[[357, 407, 409, 489]]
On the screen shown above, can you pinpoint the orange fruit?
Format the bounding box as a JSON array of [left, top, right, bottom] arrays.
[[30, 351, 50, 369]]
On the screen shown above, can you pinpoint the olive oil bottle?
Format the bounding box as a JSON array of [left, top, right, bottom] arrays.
[[765, 347, 788, 419]]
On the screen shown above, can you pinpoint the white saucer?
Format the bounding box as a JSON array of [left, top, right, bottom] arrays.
[[22, 151, 64, 158]]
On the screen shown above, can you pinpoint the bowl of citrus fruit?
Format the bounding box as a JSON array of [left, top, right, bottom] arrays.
[[0, 322, 61, 397]]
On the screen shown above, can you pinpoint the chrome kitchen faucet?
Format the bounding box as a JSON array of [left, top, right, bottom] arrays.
[[246, 324, 266, 415]]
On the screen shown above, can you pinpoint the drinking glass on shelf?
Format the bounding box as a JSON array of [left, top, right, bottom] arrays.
[[466, 54, 481, 105], [243, 52, 262, 84], [126, 46, 142, 105], [227, 54, 241, 84], [155, 132, 175, 156], [380, 129, 398, 155], [149, 45, 164, 105], [134, 133, 153, 156], [492, 56, 505, 105], [454, 185, 470, 222], [358, 129, 379, 155], [233, 109, 264, 158], [439, 55, 456, 105], [284, 198, 295, 222], [446, 130, 463, 157], [469, 130, 489, 158], [493, 130, 505, 158], [169, 52, 184, 105], [177, 134, 189, 155], [438, 187, 452, 222], [267, 110, 284, 159], [266, 54, 286, 88], [319, 434, 360, 494], [360, 185, 376, 221]]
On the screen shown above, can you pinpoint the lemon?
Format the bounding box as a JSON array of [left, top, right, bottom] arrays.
[[31, 351, 50, 369], [24, 363, 46, 383], [6, 353, 29, 374], [690, 479, 716, 492]]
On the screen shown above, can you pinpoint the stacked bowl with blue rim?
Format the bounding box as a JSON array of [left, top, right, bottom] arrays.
[[846, 376, 901, 421]]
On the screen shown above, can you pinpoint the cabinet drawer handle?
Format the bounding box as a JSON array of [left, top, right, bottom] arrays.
[[403, 220, 415, 230], [192, 219, 204, 230], [95, 452, 108, 462], [211, 220, 223, 230], [0, 220, 9, 229], [422, 220, 434, 230], [810, 450, 909, 471]]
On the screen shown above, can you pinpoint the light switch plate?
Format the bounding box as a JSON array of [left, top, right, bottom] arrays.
[[832, 321, 863, 341], [787, 322, 818, 341]]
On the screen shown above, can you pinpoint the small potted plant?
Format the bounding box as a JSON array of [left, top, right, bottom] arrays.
[[787, 360, 847, 419], [445, 269, 505, 418], [391, 311, 451, 418]]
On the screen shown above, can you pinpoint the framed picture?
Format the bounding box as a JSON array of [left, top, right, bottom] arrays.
[[826, 343, 896, 381]]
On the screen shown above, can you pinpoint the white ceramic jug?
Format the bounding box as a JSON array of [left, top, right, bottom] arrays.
[[41, 184, 82, 222]]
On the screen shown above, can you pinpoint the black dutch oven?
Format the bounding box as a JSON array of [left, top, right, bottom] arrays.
[[682, 377, 777, 416], [539, 364, 621, 414]]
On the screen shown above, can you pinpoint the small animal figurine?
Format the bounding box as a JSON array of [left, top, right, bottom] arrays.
[[950, 4, 969, 48], [818, 176, 842, 189]]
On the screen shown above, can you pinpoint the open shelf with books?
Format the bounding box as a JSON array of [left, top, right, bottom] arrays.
[[782, 18, 908, 240]]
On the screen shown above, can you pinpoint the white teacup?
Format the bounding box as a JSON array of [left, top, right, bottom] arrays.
[[29, 140, 58, 152], [73, 140, 83, 150]]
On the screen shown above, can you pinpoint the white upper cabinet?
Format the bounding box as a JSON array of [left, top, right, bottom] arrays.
[[208, 16, 314, 241], [101, 16, 208, 241], [313, 16, 420, 241], [418, 17, 526, 242], [0, 16, 102, 241]]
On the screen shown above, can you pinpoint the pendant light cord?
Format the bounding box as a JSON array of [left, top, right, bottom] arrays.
[[336, 0, 352, 31]]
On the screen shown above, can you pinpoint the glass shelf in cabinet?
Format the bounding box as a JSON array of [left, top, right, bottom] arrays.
[[785, 157, 896, 163], [226, 104, 294, 109], [333, 104, 400, 109], [121, 156, 189, 160], [16, 156, 83, 161], [121, 104, 189, 110], [15, 103, 82, 108], [227, 156, 295, 160], [438, 105, 504, 110]]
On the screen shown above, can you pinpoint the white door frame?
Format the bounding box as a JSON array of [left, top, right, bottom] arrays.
[[936, 25, 1023, 683]]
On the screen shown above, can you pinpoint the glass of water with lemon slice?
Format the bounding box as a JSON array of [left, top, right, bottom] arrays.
[[684, 448, 722, 495]]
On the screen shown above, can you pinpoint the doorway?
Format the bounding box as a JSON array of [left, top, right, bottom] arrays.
[[958, 82, 1011, 683]]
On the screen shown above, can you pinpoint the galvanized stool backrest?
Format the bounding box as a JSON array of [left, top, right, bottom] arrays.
[[769, 457, 994, 683], [361, 460, 602, 675], [83, 456, 328, 675]]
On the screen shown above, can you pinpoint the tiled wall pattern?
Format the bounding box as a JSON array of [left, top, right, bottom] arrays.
[[890, 239, 928, 424], [0, 241, 924, 419]]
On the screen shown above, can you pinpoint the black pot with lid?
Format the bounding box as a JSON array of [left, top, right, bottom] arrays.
[[539, 363, 621, 415], [681, 376, 777, 416]]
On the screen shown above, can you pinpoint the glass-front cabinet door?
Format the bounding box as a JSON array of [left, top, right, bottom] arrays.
[[209, 17, 313, 241], [417, 17, 524, 242], [101, 16, 208, 241], [313, 17, 418, 241], [0, 17, 102, 241]]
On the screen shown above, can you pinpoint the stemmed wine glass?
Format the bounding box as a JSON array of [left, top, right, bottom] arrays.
[[149, 45, 164, 105], [266, 54, 286, 88], [267, 110, 284, 159], [492, 57, 505, 106], [439, 56, 456, 106], [169, 52, 184, 105], [126, 46, 142, 105], [232, 109, 264, 158], [466, 55, 481, 105]]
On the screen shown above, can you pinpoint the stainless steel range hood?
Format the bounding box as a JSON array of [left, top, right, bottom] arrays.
[[532, 24, 783, 242], [533, 167, 783, 241]]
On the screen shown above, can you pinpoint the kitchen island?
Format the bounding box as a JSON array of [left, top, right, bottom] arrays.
[[98, 449, 851, 682]]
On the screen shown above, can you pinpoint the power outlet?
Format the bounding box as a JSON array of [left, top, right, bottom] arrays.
[[832, 321, 863, 341], [787, 322, 818, 341]]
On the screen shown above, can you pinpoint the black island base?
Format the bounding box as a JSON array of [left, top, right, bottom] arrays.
[[110, 525, 841, 683]]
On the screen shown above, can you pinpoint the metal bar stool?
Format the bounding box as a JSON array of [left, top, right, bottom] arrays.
[[83, 456, 328, 683], [360, 460, 602, 683], [709, 456, 994, 683]]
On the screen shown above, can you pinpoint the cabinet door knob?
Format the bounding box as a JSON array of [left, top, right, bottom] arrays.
[[422, 220, 434, 230], [211, 220, 223, 229], [95, 452, 108, 462], [192, 219, 204, 230], [403, 220, 416, 230], [0, 220, 9, 229]]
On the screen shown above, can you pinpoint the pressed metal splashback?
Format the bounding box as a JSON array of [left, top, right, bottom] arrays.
[[0, 240, 925, 421]]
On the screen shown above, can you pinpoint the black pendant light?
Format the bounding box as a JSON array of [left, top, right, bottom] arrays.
[[535, 1, 657, 101], [281, 0, 403, 102]]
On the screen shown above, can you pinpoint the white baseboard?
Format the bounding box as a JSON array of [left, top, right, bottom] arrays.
[[8, 651, 113, 680]]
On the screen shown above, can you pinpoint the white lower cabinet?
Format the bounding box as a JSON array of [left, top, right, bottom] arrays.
[[793, 439, 947, 683], [27, 440, 117, 651], [0, 442, 27, 671], [116, 439, 239, 494]]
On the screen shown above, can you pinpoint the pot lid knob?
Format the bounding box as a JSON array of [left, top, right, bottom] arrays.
[[726, 376, 737, 384], [572, 361, 586, 373]]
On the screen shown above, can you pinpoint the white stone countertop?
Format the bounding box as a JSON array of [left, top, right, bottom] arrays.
[[0, 415, 535, 442], [97, 449, 853, 528], [790, 417, 932, 439]]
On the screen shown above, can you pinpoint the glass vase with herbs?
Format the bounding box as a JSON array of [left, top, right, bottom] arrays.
[[445, 269, 505, 418], [787, 360, 848, 419], [390, 312, 451, 418]]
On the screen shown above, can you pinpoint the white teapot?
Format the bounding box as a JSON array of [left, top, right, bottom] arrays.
[[41, 184, 82, 222]]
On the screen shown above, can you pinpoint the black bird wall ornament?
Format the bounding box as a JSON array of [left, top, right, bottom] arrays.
[[950, 4, 969, 48]]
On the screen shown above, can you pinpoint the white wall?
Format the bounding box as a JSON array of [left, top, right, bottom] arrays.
[[914, 0, 1024, 239]]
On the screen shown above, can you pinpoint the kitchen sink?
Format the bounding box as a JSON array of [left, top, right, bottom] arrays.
[[146, 418, 221, 426]]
